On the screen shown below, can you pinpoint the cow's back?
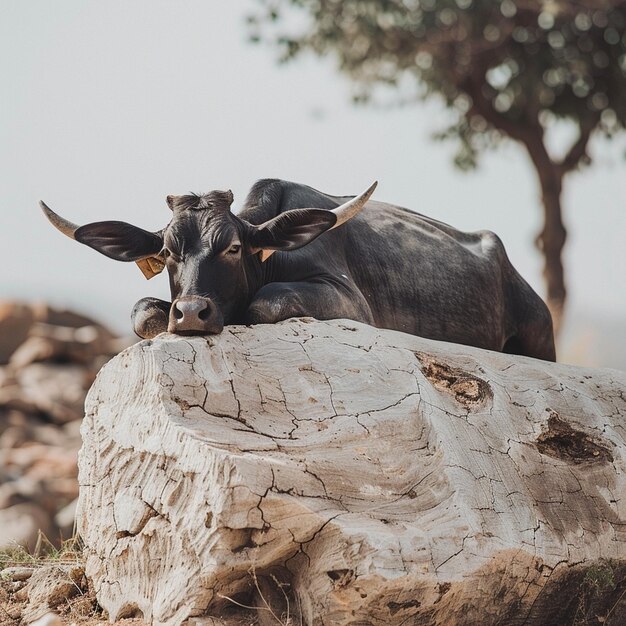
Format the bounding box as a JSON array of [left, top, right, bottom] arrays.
[[239, 180, 543, 353], [342, 200, 515, 349]]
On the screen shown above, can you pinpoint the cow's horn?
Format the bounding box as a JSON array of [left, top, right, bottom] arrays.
[[39, 201, 79, 240], [331, 181, 378, 229]]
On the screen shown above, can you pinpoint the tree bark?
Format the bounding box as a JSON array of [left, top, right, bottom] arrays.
[[522, 117, 595, 337], [535, 166, 567, 336], [523, 135, 567, 336]]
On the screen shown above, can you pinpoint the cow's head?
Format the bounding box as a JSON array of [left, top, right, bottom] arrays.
[[41, 182, 376, 335]]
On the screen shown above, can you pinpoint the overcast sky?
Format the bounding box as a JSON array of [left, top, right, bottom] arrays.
[[2, 1, 625, 367]]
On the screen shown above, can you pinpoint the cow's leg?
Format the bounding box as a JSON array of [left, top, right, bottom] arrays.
[[131, 297, 171, 339], [244, 281, 374, 326]]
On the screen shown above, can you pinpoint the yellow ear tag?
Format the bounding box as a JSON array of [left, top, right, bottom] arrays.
[[259, 249, 275, 263], [136, 256, 166, 280]]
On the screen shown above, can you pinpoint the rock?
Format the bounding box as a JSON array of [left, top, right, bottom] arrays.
[[0, 477, 44, 510], [0, 302, 127, 555], [0, 409, 42, 451], [0, 300, 115, 366], [55, 498, 78, 538], [9, 323, 119, 369], [2, 444, 78, 493], [29, 612, 63, 626], [62, 419, 83, 448], [30, 302, 113, 335], [0, 301, 36, 364], [7, 363, 89, 424], [77, 320, 626, 626], [0, 472, 75, 524], [0, 503, 55, 551], [3, 606, 22, 622], [1, 566, 35, 581], [23, 565, 85, 623], [14, 583, 29, 601]]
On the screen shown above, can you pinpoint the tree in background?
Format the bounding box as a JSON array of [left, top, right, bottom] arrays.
[[249, 0, 626, 333]]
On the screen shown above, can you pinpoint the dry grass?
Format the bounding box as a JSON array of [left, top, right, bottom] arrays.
[[0, 533, 146, 626], [0, 533, 83, 570]]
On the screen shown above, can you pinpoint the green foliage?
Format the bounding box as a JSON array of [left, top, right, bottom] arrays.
[[250, 0, 626, 168]]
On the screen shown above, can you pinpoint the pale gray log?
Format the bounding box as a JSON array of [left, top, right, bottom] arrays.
[[77, 319, 626, 626]]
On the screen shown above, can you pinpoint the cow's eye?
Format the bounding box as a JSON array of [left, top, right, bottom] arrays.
[[228, 244, 241, 255]]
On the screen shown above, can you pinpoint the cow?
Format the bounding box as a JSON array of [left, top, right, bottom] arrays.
[[40, 179, 556, 361]]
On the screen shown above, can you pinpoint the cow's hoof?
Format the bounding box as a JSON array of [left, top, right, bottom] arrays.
[[131, 298, 170, 339]]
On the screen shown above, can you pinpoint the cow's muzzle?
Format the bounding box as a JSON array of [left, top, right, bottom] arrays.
[[168, 296, 224, 335]]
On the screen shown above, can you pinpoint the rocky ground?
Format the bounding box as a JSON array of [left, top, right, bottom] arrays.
[[0, 557, 260, 626], [0, 300, 135, 552], [0, 300, 143, 625], [0, 547, 262, 625], [0, 572, 148, 626], [0, 555, 260, 626], [1, 546, 109, 626]]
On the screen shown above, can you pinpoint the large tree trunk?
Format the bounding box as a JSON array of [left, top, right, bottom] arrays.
[[536, 168, 567, 335], [524, 137, 567, 336], [77, 319, 626, 626]]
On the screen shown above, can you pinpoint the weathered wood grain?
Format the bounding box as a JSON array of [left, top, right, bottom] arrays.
[[77, 319, 626, 626]]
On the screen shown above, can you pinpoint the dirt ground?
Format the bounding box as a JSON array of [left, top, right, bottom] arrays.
[[0, 563, 262, 626], [0, 545, 148, 626], [0, 575, 147, 626]]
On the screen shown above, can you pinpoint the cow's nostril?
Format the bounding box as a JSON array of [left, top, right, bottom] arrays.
[[169, 297, 221, 334], [198, 305, 210, 321]]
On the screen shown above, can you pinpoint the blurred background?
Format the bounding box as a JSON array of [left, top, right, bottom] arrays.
[[0, 0, 625, 553], [2, 0, 625, 367]]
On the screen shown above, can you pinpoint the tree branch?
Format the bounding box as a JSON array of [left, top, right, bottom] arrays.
[[462, 70, 538, 145], [558, 119, 597, 175]]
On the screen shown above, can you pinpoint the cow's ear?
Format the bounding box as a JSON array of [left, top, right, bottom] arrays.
[[75, 221, 163, 261], [248, 209, 337, 260], [75, 221, 165, 278]]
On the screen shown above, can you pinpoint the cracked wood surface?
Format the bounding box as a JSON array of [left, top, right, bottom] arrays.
[[76, 318, 626, 626]]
